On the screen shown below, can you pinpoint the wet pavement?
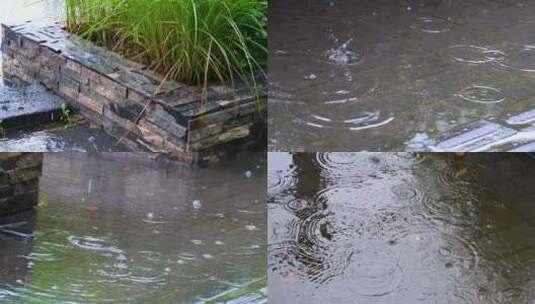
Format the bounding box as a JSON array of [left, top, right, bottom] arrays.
[[0, 152, 267, 303], [0, 0, 127, 152], [269, 0, 535, 151], [268, 152, 535, 303]]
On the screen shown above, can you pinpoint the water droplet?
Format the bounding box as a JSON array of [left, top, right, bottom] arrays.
[[245, 224, 257, 231], [192, 200, 202, 209]]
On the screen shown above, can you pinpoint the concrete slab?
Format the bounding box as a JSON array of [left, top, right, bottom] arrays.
[[432, 120, 518, 151], [0, 80, 62, 128]]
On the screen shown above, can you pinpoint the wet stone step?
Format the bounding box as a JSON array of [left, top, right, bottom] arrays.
[[0, 221, 34, 242], [506, 108, 535, 126], [432, 120, 518, 151], [509, 141, 535, 152], [0, 80, 62, 128]]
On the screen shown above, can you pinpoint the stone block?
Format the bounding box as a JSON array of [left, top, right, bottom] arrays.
[[110, 99, 145, 122], [62, 59, 83, 81], [0, 153, 42, 216], [144, 103, 187, 138], [18, 37, 40, 59], [92, 76, 127, 101], [103, 104, 139, 134], [188, 124, 251, 151], [59, 74, 80, 101], [78, 92, 107, 116]]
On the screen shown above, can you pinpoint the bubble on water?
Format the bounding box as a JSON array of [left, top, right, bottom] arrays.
[[202, 254, 214, 259], [214, 240, 225, 246], [147, 213, 154, 219], [456, 85, 506, 104], [245, 170, 252, 178], [245, 224, 258, 231], [192, 200, 202, 209], [305, 74, 317, 80], [192, 240, 203, 245]]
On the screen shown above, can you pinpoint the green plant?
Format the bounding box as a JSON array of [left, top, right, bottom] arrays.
[[60, 102, 75, 128], [64, 0, 267, 94]]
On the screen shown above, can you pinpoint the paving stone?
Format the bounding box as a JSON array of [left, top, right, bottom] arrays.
[[0, 82, 62, 128], [509, 141, 535, 152], [506, 108, 535, 125], [432, 120, 518, 151]]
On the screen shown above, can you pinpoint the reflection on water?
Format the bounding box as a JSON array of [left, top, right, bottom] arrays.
[[269, 0, 535, 151], [0, 152, 267, 303], [0, 0, 62, 28], [268, 152, 535, 303]]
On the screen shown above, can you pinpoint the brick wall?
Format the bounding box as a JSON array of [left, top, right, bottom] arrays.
[[1, 22, 266, 164], [0, 153, 42, 216]]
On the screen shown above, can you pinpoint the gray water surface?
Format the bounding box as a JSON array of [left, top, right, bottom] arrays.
[[268, 152, 535, 303], [0, 152, 267, 303], [269, 0, 535, 151]]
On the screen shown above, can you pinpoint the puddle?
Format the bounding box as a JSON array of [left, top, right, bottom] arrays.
[[269, 0, 535, 151], [269, 152, 535, 303], [0, 152, 267, 303]]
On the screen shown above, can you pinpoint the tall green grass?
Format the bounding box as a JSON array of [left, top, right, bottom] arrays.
[[64, 0, 266, 92]]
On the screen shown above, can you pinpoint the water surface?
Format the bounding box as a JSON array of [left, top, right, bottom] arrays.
[[269, 0, 535, 151], [269, 152, 535, 303], [0, 152, 267, 303]]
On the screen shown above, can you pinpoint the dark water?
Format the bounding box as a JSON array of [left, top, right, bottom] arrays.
[[0, 152, 267, 303], [268, 152, 535, 303], [269, 0, 535, 151]]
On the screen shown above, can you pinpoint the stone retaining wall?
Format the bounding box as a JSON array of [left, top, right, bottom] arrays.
[[1, 22, 266, 164], [0, 153, 42, 216]]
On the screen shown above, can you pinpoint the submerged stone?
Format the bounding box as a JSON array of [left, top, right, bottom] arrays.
[[0, 153, 42, 216], [506, 108, 535, 125], [432, 120, 517, 151]]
